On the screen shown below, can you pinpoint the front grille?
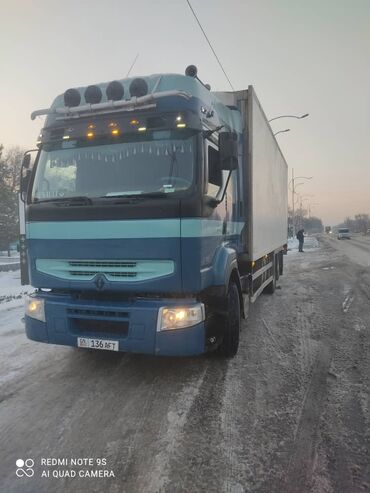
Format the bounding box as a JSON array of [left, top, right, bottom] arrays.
[[68, 261, 137, 268], [103, 272, 137, 278], [68, 308, 129, 318], [68, 307, 129, 336], [72, 318, 129, 336], [36, 258, 174, 282]]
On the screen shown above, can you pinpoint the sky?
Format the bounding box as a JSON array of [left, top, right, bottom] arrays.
[[1, 0, 369, 225]]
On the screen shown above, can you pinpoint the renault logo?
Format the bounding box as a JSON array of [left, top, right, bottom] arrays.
[[94, 274, 106, 290]]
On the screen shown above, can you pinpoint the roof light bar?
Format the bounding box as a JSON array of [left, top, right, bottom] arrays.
[[30, 90, 192, 120]]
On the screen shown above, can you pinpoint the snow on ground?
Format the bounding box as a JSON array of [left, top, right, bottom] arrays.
[[288, 235, 319, 253], [0, 252, 20, 262], [0, 257, 19, 265], [0, 269, 33, 312]]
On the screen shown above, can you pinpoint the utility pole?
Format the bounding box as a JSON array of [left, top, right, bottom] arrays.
[[289, 171, 313, 237]]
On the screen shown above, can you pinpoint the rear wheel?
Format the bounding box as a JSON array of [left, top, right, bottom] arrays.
[[218, 282, 241, 358]]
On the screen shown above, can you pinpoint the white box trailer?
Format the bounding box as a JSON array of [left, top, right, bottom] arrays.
[[215, 86, 288, 261]]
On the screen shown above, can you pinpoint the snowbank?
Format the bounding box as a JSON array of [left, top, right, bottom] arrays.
[[288, 236, 319, 252], [0, 269, 33, 312]]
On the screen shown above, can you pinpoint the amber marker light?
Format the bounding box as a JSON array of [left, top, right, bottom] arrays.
[[86, 132, 94, 139], [130, 119, 139, 126], [111, 128, 120, 136]]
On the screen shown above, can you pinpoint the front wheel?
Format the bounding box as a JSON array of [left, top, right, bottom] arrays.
[[218, 282, 241, 358]]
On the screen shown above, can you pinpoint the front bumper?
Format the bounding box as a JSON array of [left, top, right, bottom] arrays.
[[25, 293, 205, 356]]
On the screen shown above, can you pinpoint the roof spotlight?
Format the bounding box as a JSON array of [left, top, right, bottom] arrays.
[[64, 88, 81, 107], [185, 65, 198, 78], [129, 78, 148, 98], [84, 85, 103, 104], [106, 80, 124, 101]]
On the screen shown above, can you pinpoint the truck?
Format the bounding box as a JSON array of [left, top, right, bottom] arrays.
[[20, 66, 288, 358]]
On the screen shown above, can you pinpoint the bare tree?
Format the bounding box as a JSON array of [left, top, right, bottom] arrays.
[[0, 145, 26, 256], [354, 214, 370, 233], [4, 146, 24, 192], [339, 214, 370, 233]]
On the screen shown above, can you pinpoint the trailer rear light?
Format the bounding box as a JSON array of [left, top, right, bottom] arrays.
[[25, 296, 45, 322], [157, 304, 205, 332]]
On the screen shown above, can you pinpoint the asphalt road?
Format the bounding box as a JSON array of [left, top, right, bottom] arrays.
[[324, 234, 370, 267], [0, 238, 369, 493]]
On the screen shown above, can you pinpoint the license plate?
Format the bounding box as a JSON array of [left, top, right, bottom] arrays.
[[77, 337, 119, 351]]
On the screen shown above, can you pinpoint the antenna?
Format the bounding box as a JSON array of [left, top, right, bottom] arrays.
[[126, 53, 139, 78]]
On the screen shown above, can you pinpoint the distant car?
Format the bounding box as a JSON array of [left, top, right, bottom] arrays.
[[337, 228, 351, 239]]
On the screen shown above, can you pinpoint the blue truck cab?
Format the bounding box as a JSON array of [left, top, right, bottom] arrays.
[[20, 66, 287, 357]]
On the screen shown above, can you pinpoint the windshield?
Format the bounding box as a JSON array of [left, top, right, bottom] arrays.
[[338, 228, 349, 233], [31, 130, 196, 202]]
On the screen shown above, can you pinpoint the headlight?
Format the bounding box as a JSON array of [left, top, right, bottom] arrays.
[[157, 304, 205, 332], [25, 296, 45, 322]]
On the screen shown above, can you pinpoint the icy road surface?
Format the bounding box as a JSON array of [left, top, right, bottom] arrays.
[[0, 238, 369, 493]]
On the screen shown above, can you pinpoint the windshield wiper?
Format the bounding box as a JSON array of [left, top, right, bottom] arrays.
[[33, 196, 93, 206], [100, 191, 170, 201]]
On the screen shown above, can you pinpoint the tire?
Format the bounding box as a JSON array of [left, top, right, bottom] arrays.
[[218, 282, 241, 358]]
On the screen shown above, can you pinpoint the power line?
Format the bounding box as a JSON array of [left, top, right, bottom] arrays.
[[185, 0, 235, 91]]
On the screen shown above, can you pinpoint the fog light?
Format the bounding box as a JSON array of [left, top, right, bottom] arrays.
[[25, 296, 45, 322], [157, 304, 204, 332]]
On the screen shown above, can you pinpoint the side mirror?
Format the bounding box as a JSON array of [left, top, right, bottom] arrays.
[[219, 132, 238, 171], [20, 150, 37, 202], [20, 171, 31, 202], [22, 153, 31, 169]]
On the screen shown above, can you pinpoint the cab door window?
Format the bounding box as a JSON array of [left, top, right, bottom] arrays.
[[207, 143, 222, 198]]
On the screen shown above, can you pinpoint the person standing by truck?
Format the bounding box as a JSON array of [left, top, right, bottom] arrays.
[[296, 229, 305, 252]]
